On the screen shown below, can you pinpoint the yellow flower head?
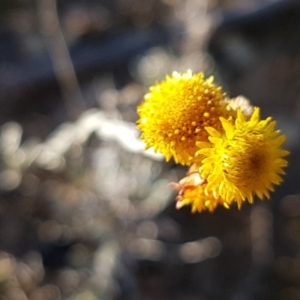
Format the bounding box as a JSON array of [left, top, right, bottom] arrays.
[[172, 164, 228, 213], [137, 70, 233, 165], [198, 107, 289, 208]]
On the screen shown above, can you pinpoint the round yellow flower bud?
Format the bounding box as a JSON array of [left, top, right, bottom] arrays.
[[137, 70, 232, 165]]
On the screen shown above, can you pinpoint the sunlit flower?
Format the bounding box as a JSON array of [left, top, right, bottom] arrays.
[[137, 70, 233, 165], [198, 108, 289, 208], [171, 164, 228, 212], [137, 69, 289, 213]]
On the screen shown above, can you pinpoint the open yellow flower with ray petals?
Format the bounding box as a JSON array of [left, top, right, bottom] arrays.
[[198, 108, 289, 208], [137, 70, 233, 165]]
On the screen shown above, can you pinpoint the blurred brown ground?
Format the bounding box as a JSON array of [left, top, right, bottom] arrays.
[[0, 1, 299, 300]]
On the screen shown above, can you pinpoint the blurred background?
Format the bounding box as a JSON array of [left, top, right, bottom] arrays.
[[0, 0, 299, 299]]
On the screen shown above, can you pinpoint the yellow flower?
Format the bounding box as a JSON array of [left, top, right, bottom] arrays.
[[172, 164, 229, 212], [137, 70, 233, 165], [137, 69, 289, 213], [198, 107, 289, 208]]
